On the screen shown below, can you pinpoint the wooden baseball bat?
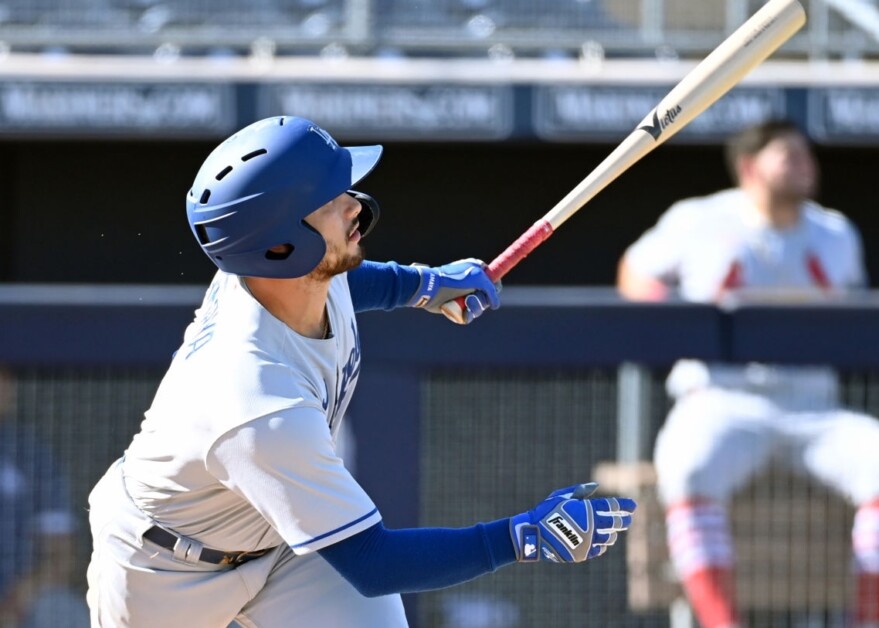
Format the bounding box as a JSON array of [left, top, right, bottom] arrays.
[[445, 0, 806, 322]]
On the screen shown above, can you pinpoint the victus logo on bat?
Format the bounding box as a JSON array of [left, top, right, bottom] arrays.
[[546, 514, 582, 549], [638, 104, 683, 140]]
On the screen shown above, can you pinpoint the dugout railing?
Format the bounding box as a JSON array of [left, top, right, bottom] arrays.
[[1, 284, 878, 628]]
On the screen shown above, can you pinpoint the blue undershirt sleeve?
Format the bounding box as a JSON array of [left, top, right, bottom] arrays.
[[347, 260, 422, 313], [317, 518, 517, 597]]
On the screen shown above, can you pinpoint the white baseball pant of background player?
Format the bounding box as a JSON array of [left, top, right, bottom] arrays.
[[620, 122, 879, 628]]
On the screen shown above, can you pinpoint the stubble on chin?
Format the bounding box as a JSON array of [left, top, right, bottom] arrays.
[[309, 245, 365, 281]]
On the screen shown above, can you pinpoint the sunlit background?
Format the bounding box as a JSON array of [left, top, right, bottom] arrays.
[[1, 2, 879, 627]]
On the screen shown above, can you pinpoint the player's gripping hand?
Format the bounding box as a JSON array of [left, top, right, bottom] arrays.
[[509, 483, 636, 563], [407, 258, 501, 325]]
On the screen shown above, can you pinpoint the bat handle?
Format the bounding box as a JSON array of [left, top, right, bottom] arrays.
[[446, 219, 555, 322], [485, 218, 554, 282]]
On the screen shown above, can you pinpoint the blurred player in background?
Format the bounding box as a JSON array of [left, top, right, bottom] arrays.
[[617, 118, 879, 628], [0, 367, 88, 628], [85, 116, 636, 627]]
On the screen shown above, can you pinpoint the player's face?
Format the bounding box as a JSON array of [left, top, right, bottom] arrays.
[[305, 192, 365, 280], [748, 132, 818, 201]]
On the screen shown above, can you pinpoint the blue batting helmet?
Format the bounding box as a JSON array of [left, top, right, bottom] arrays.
[[186, 116, 383, 278]]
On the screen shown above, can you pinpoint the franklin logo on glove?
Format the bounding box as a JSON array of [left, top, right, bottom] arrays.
[[510, 483, 636, 564], [547, 515, 582, 548]]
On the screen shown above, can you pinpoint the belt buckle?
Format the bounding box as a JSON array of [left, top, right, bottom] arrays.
[[171, 535, 204, 566]]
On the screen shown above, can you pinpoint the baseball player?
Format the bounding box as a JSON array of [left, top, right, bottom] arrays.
[[617, 118, 879, 628], [85, 116, 637, 627]]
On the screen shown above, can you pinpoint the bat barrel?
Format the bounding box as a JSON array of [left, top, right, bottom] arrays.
[[465, 0, 806, 301], [543, 0, 805, 232], [648, 0, 806, 142]]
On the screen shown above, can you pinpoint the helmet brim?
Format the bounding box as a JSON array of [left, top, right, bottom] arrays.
[[347, 145, 384, 186]]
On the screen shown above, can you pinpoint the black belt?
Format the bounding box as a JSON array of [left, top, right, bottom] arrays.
[[143, 526, 272, 566]]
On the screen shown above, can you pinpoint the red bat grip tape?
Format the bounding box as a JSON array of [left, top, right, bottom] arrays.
[[486, 219, 555, 282], [451, 219, 554, 315]]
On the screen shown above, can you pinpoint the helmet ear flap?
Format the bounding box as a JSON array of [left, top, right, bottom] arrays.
[[264, 244, 295, 261], [348, 190, 380, 239]]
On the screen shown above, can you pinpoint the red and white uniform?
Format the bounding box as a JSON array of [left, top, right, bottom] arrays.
[[624, 187, 879, 506]]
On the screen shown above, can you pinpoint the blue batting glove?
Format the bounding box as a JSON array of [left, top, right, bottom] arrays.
[[407, 258, 501, 325], [510, 483, 637, 563]]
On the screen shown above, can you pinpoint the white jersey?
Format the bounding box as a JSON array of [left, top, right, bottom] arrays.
[[121, 270, 379, 554], [625, 188, 867, 399]]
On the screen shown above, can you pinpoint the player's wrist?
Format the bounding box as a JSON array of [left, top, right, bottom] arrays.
[[405, 264, 436, 309], [509, 517, 543, 562], [405, 259, 501, 315], [477, 518, 519, 570]]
